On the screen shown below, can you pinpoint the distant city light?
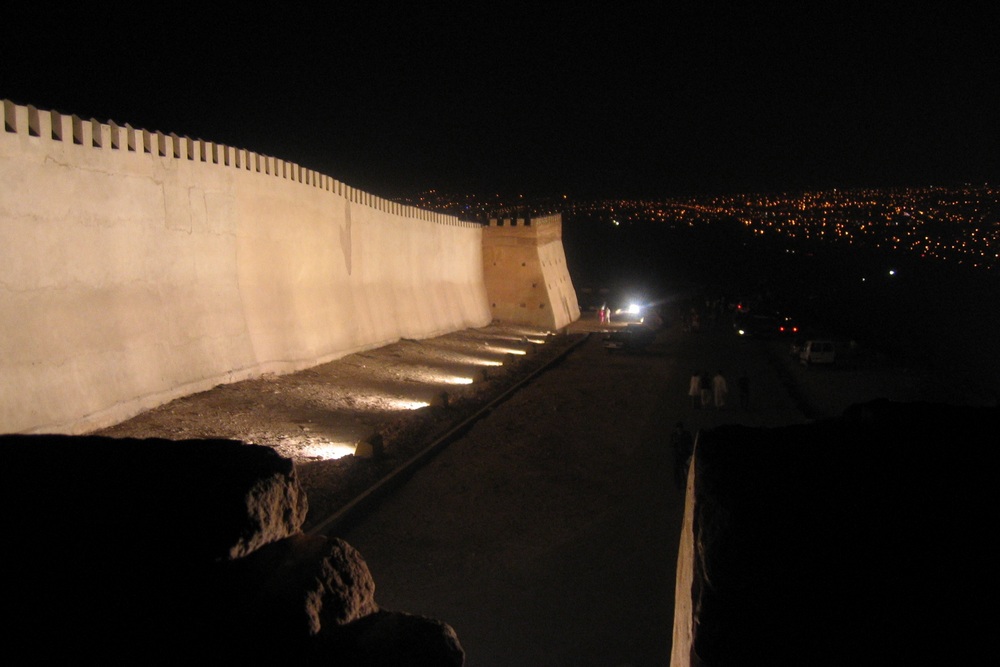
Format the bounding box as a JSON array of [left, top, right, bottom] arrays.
[[397, 184, 1000, 272]]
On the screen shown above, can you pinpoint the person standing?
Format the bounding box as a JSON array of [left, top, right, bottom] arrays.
[[689, 372, 702, 408], [700, 372, 712, 408], [712, 370, 728, 409], [738, 371, 750, 409]]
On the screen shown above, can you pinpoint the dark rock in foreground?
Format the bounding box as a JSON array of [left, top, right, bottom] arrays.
[[0, 434, 463, 665], [674, 400, 996, 666]]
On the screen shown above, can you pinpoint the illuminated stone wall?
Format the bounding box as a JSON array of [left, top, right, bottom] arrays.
[[0, 100, 491, 434], [482, 214, 580, 329]]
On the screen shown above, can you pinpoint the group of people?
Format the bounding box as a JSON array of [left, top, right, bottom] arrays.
[[687, 370, 750, 410], [672, 369, 751, 489], [688, 370, 728, 409], [672, 350, 753, 489]]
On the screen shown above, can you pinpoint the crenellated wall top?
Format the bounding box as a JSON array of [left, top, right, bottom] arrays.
[[485, 212, 563, 240], [1, 99, 481, 229], [487, 213, 562, 228]]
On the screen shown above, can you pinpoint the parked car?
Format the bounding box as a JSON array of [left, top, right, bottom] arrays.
[[734, 312, 799, 338], [776, 316, 800, 337], [799, 339, 836, 365], [612, 301, 646, 324]]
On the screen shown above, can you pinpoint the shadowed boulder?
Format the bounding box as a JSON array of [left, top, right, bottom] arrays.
[[0, 434, 463, 664], [674, 400, 996, 667], [0, 434, 308, 564]]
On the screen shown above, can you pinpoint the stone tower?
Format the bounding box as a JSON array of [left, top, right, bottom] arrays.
[[481, 213, 580, 330]]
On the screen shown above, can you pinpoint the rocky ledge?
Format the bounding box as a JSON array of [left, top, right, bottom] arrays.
[[0, 434, 463, 665]]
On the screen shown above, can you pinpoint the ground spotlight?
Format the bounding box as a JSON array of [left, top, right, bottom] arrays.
[[302, 440, 357, 460]]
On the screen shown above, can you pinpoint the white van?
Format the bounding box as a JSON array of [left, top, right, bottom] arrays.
[[799, 340, 836, 365]]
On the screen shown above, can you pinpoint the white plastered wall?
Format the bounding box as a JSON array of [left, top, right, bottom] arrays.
[[0, 101, 491, 434]]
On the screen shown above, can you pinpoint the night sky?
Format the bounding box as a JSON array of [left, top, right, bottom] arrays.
[[3, 3, 998, 199]]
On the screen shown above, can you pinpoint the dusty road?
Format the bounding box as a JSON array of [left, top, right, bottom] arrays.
[[97, 307, 979, 666], [329, 309, 980, 666], [333, 315, 820, 667]]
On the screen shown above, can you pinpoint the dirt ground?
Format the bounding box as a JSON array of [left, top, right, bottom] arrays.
[[95, 316, 687, 665], [92, 307, 990, 665], [94, 322, 590, 532], [93, 305, 987, 537]]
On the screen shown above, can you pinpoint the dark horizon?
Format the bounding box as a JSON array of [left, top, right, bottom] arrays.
[[3, 5, 998, 201]]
